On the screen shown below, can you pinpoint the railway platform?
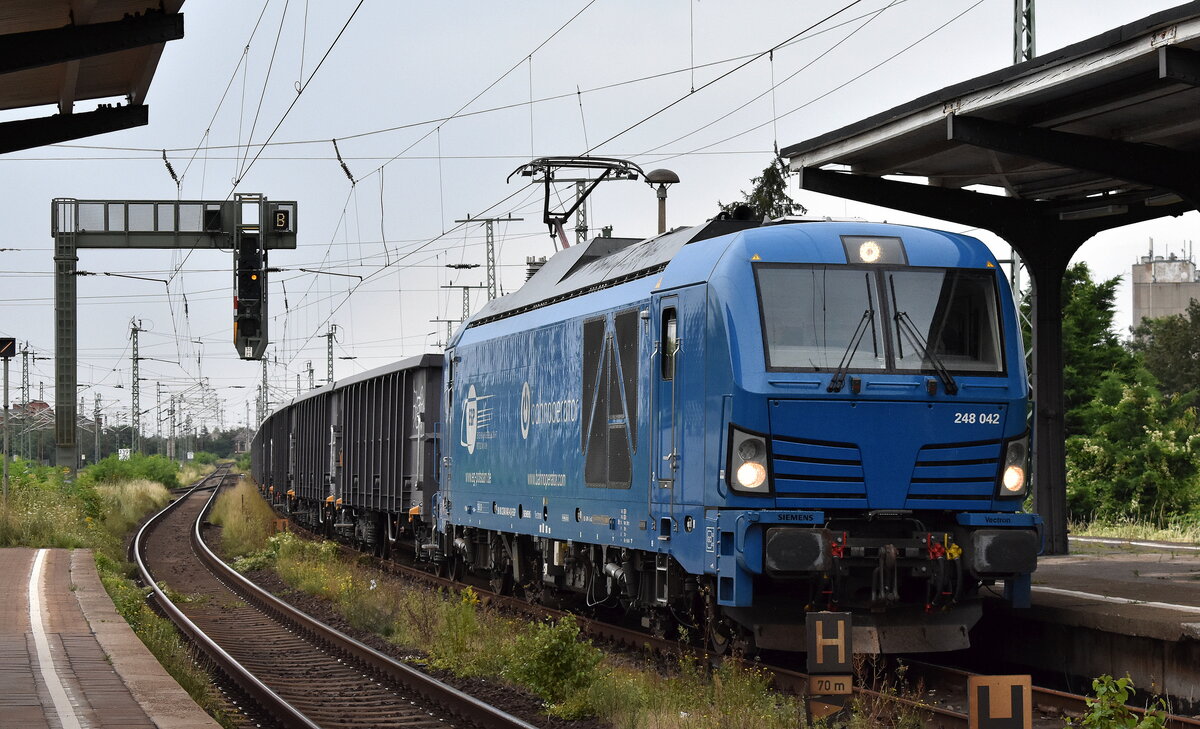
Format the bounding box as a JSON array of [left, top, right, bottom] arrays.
[[0, 547, 219, 729], [974, 538, 1200, 712]]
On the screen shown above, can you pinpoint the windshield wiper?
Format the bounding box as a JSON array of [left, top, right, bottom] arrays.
[[893, 311, 958, 395], [828, 308, 874, 393]]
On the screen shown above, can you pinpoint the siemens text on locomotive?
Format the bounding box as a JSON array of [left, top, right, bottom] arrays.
[[252, 217, 1040, 654]]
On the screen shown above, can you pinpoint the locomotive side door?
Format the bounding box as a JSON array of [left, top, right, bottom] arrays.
[[652, 295, 681, 540]]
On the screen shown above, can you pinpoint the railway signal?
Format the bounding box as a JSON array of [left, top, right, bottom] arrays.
[[234, 229, 267, 360], [50, 194, 297, 472]]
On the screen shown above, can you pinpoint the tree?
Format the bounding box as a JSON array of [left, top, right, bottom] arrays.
[[1130, 298, 1200, 397], [1021, 262, 1139, 436], [719, 157, 806, 220], [1066, 369, 1200, 520]]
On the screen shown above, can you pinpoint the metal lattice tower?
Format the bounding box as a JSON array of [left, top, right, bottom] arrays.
[[322, 324, 338, 385], [441, 284, 487, 324], [453, 216, 522, 300], [93, 395, 100, 463], [575, 180, 588, 245], [20, 343, 29, 406], [20, 344, 29, 458], [168, 396, 176, 460], [130, 320, 143, 452], [430, 318, 458, 348], [1014, 0, 1035, 65], [260, 358, 268, 421]]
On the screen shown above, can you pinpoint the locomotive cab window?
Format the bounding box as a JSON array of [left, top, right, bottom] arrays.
[[661, 308, 678, 380], [886, 269, 1003, 374], [756, 266, 885, 371]]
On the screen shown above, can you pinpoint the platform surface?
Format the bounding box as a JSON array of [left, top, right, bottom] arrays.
[[976, 538, 1200, 709], [0, 547, 219, 729], [1025, 538, 1200, 640]]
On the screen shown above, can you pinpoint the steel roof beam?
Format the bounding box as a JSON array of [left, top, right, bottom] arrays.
[[1158, 45, 1200, 87], [947, 114, 1200, 204], [797, 166, 1193, 257], [0, 12, 184, 76], [0, 104, 147, 154]]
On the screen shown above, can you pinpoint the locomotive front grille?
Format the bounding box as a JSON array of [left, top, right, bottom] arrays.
[[905, 439, 1002, 507], [770, 435, 867, 506]]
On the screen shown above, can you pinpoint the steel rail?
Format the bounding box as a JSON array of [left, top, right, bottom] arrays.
[[133, 467, 321, 729], [191, 483, 541, 729]]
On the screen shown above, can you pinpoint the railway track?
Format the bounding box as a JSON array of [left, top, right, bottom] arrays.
[[277, 507, 1200, 729], [133, 468, 540, 729]]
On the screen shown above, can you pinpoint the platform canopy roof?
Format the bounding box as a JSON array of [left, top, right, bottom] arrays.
[[781, 1, 1200, 229], [0, 0, 184, 154], [780, 2, 1200, 558]]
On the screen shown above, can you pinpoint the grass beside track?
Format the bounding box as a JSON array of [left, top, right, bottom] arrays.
[[0, 458, 231, 727], [1070, 516, 1200, 543], [226, 484, 954, 727]]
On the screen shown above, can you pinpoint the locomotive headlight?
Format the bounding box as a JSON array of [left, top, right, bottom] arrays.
[[859, 240, 882, 263], [737, 462, 768, 489], [1002, 465, 1025, 492], [998, 433, 1030, 497], [729, 427, 771, 494]]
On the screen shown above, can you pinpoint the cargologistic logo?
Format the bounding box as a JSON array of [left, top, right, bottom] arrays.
[[518, 380, 578, 441], [460, 384, 494, 455]]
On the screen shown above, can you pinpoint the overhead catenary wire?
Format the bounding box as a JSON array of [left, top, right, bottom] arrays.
[[581, 0, 870, 156], [43, 0, 980, 424], [48, 1, 904, 159], [651, 0, 988, 165]]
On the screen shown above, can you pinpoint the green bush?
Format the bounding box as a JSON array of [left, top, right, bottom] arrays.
[[503, 615, 603, 707], [192, 451, 219, 465], [1066, 372, 1200, 520], [1072, 675, 1166, 729], [81, 453, 181, 490]]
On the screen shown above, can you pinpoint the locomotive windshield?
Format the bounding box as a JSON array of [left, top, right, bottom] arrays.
[[757, 267, 885, 371], [886, 269, 1003, 373], [756, 265, 1004, 374]]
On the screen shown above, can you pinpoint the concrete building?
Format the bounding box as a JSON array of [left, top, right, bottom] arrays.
[[1131, 242, 1200, 329]]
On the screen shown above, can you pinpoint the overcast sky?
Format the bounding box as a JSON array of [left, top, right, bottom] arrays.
[[0, 0, 1194, 435]]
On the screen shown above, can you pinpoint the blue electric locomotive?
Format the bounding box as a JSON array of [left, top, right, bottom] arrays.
[[438, 217, 1037, 653], [253, 216, 1040, 654]]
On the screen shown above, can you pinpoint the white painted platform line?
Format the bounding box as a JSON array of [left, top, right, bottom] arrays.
[[1070, 536, 1200, 552], [28, 549, 84, 729], [1033, 585, 1200, 614]]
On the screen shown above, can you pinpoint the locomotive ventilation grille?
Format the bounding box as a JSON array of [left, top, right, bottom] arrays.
[[768, 435, 1004, 509], [770, 434, 867, 507], [905, 439, 1003, 507]]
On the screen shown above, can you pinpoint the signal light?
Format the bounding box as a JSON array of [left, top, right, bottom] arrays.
[[234, 234, 267, 360]]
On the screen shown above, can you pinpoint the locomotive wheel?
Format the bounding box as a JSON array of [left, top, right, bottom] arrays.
[[446, 554, 466, 582], [647, 608, 677, 640], [488, 540, 514, 595], [707, 618, 734, 656]]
